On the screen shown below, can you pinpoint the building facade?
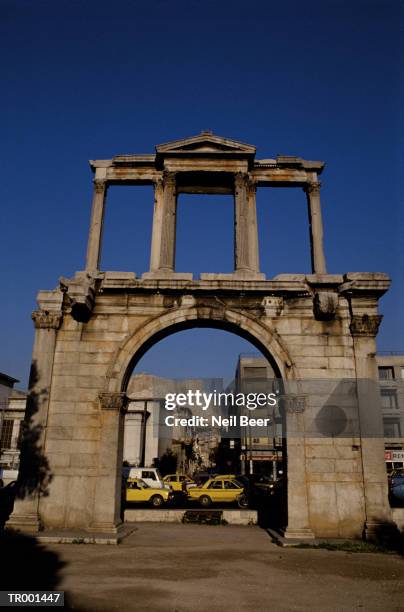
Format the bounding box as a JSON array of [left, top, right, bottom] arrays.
[[0, 373, 26, 484], [377, 354, 404, 472]]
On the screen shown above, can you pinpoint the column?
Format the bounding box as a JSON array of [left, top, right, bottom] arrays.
[[149, 178, 165, 272], [159, 172, 177, 272], [8, 303, 62, 532], [234, 173, 261, 275], [350, 312, 395, 539], [146, 172, 177, 274], [304, 181, 327, 274], [85, 178, 107, 272]]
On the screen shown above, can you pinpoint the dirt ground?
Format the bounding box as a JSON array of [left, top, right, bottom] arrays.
[[5, 524, 404, 611]]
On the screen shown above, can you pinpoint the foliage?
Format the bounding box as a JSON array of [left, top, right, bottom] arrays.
[[153, 449, 177, 476]]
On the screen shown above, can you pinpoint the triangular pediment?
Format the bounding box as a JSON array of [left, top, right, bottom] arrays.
[[156, 131, 256, 156]]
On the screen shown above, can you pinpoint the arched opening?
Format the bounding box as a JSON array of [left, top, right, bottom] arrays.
[[120, 318, 283, 392], [116, 319, 288, 528]]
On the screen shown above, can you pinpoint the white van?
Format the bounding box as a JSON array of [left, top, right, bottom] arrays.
[[123, 467, 170, 490]]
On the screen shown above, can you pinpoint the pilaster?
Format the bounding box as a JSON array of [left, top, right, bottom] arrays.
[[349, 298, 395, 538], [8, 292, 63, 532]]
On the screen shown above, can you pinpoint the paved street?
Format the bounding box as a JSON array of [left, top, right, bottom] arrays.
[[11, 524, 403, 612]]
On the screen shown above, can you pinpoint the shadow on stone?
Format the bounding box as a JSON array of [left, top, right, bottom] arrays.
[[16, 360, 53, 500]]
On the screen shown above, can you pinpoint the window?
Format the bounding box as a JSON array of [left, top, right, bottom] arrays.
[[380, 389, 398, 410], [253, 438, 260, 444], [142, 471, 156, 480], [383, 418, 401, 438], [378, 366, 394, 380], [0, 419, 13, 449], [208, 481, 223, 489], [224, 480, 240, 489], [400, 367, 404, 380]]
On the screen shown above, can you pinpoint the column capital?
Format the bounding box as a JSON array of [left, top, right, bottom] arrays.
[[154, 176, 164, 190], [93, 178, 107, 194], [304, 181, 321, 195], [350, 314, 383, 337], [32, 309, 62, 330], [234, 171, 248, 188], [162, 170, 176, 187], [246, 173, 257, 193], [99, 392, 128, 412]]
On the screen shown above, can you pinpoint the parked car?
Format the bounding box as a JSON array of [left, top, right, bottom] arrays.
[[163, 474, 197, 492], [126, 478, 174, 507], [123, 467, 170, 490], [234, 474, 283, 507], [188, 477, 246, 508]]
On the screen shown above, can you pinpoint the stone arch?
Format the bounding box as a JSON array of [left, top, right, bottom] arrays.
[[104, 306, 296, 393]]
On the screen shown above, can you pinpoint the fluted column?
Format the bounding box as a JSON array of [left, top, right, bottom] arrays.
[[234, 173, 260, 274], [304, 181, 327, 274], [85, 179, 107, 272]]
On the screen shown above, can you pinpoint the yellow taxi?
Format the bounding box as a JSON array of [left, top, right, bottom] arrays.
[[163, 474, 196, 492], [126, 478, 174, 507], [187, 477, 245, 507]]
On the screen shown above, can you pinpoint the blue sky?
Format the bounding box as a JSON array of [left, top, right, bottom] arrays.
[[0, 0, 402, 386]]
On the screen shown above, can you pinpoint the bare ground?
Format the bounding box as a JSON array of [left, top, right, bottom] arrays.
[[8, 524, 404, 612]]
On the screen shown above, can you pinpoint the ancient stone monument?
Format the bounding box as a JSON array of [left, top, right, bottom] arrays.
[[10, 131, 394, 539]]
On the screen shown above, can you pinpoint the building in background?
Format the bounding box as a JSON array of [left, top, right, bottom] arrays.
[[233, 353, 404, 477], [234, 354, 283, 478], [0, 372, 19, 402], [0, 373, 27, 484], [124, 373, 222, 473], [376, 353, 404, 472]]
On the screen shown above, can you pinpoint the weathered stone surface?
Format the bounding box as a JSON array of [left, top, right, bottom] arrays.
[[10, 134, 395, 541]]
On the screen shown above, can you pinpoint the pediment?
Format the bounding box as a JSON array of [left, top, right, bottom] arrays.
[[156, 131, 256, 156]]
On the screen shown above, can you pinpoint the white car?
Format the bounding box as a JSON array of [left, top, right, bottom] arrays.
[[123, 467, 170, 490]]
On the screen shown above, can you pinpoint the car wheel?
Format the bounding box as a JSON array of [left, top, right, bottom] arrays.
[[237, 494, 249, 509], [199, 495, 212, 508], [150, 495, 164, 508]]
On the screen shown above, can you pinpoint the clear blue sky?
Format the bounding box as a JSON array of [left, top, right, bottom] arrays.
[[0, 0, 402, 386]]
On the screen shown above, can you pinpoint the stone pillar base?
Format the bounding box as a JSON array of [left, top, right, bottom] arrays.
[[142, 271, 193, 281], [87, 520, 123, 534], [7, 513, 42, 534], [280, 527, 315, 540]]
